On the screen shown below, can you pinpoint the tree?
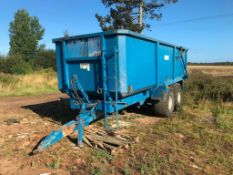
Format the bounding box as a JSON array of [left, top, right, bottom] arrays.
[[96, 0, 177, 33], [35, 48, 56, 70], [9, 9, 45, 61]]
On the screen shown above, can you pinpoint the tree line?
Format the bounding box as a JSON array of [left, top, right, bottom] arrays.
[[0, 1, 177, 74], [0, 9, 56, 74], [188, 62, 233, 66]]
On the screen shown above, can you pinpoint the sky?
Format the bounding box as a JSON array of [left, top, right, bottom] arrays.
[[0, 0, 233, 62]]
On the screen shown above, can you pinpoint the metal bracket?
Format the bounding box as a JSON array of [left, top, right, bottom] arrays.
[[71, 75, 91, 104]]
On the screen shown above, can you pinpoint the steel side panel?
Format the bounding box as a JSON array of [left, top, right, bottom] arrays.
[[124, 36, 156, 93], [55, 43, 63, 91], [117, 36, 128, 93], [157, 44, 174, 86], [54, 31, 188, 103], [62, 37, 104, 92], [104, 35, 120, 92], [174, 47, 186, 79]]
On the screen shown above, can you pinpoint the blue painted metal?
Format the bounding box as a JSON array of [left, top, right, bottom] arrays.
[[100, 35, 109, 129], [33, 120, 77, 153], [34, 30, 188, 152], [71, 74, 90, 104], [53, 30, 188, 99], [34, 103, 97, 153]]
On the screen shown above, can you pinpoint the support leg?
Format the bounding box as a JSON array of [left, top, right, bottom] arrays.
[[104, 103, 108, 129], [32, 120, 77, 154], [77, 118, 84, 147]]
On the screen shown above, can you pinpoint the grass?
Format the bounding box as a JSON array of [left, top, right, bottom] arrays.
[[47, 157, 61, 170], [113, 71, 233, 174], [93, 149, 113, 162], [184, 71, 233, 102], [78, 70, 233, 175], [0, 69, 58, 97], [110, 107, 233, 174]]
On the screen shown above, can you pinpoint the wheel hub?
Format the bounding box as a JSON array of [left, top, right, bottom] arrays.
[[168, 95, 174, 111], [177, 92, 181, 104]]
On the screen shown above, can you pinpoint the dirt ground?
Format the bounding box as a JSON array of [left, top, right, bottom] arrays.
[[0, 93, 67, 174], [0, 93, 160, 175]]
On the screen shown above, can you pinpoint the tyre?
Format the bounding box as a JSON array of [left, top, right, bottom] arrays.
[[153, 90, 175, 117], [173, 84, 182, 111]]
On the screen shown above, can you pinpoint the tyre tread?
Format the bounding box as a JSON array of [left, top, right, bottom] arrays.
[[153, 90, 174, 117]]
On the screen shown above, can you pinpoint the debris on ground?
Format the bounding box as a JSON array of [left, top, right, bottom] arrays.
[[4, 118, 20, 125], [39, 173, 51, 175], [83, 128, 133, 154]]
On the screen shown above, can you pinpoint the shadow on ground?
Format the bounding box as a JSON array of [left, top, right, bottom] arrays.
[[23, 99, 161, 147], [23, 99, 78, 124], [126, 104, 157, 117], [23, 98, 159, 126]]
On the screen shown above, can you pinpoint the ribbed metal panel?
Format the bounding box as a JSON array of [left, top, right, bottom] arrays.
[[73, 37, 101, 57]]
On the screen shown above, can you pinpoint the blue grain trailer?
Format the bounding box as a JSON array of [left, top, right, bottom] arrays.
[[34, 30, 188, 153]]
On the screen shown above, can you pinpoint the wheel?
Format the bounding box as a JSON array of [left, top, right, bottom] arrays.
[[153, 90, 175, 117], [173, 84, 182, 111]]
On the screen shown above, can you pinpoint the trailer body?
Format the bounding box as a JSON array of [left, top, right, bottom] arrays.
[[53, 30, 188, 113], [33, 30, 188, 152]]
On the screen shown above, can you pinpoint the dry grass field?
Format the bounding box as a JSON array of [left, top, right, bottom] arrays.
[[0, 66, 232, 174], [0, 69, 58, 97], [188, 65, 233, 77]]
